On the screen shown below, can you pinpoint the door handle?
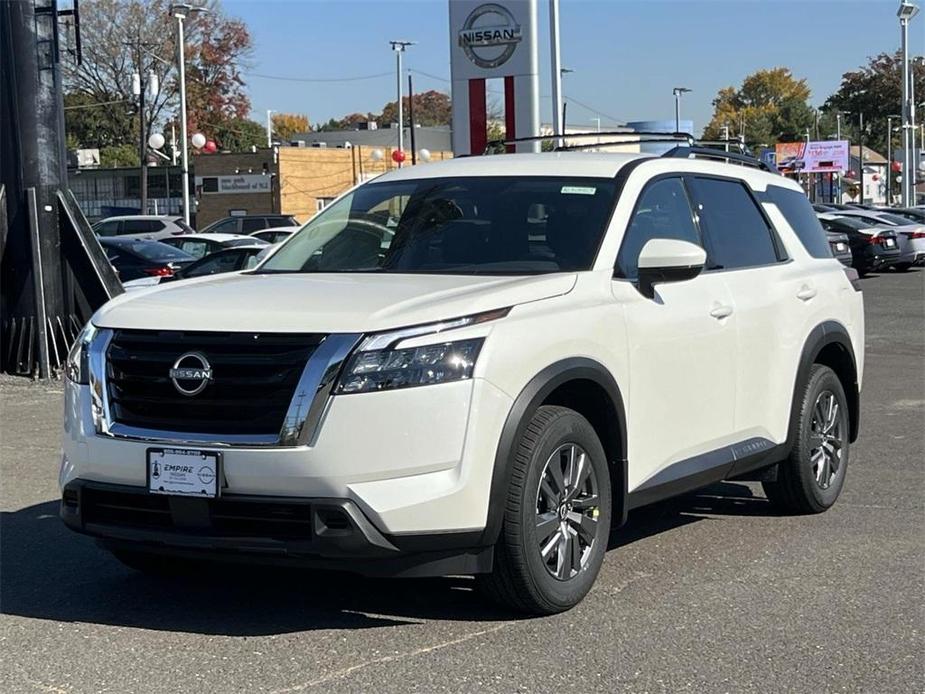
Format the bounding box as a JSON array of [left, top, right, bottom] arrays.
[[796, 286, 817, 301], [709, 304, 734, 319]]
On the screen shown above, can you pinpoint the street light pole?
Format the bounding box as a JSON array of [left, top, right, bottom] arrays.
[[672, 87, 691, 133], [858, 112, 865, 205], [266, 109, 274, 148], [549, 0, 563, 148], [887, 114, 901, 204], [389, 40, 414, 167], [836, 111, 850, 204], [898, 1, 919, 206]]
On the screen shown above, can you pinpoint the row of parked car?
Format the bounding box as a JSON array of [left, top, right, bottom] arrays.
[[90, 213, 302, 289], [812, 203, 925, 276]]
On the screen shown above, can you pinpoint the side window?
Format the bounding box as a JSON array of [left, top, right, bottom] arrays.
[[241, 218, 266, 233], [209, 218, 239, 234], [766, 186, 831, 259], [95, 221, 120, 237], [689, 177, 781, 270], [120, 220, 159, 235], [616, 177, 700, 280]]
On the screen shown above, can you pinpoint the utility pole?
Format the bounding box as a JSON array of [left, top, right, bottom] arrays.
[[887, 114, 901, 205], [408, 73, 417, 165], [549, 0, 563, 148], [389, 40, 414, 166], [127, 37, 157, 215], [266, 109, 274, 147], [858, 112, 865, 205], [898, 1, 919, 206], [836, 111, 849, 204], [672, 87, 691, 133]]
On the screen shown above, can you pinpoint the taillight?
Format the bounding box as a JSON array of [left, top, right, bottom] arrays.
[[143, 266, 174, 277], [911, 231, 925, 239]]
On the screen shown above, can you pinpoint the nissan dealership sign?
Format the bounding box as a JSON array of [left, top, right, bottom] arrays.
[[458, 3, 523, 69], [449, 0, 539, 154]]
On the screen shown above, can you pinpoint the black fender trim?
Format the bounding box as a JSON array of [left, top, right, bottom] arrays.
[[788, 321, 860, 446], [480, 358, 628, 546]]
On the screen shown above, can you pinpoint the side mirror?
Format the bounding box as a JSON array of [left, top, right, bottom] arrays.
[[636, 238, 706, 299]]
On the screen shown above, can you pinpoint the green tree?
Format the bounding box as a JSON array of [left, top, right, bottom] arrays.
[[209, 118, 265, 152], [100, 144, 139, 168], [823, 51, 925, 157], [703, 68, 814, 147]]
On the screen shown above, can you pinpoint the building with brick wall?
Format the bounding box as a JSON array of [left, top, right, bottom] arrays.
[[192, 141, 452, 228]]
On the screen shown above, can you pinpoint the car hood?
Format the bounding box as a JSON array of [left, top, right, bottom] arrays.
[[93, 271, 577, 333]]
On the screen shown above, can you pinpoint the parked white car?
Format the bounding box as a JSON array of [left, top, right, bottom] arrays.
[[62, 149, 864, 614], [250, 226, 300, 244], [158, 233, 269, 259], [92, 215, 194, 240]]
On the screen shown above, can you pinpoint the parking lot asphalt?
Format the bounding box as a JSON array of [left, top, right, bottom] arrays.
[[1, 268, 923, 694]]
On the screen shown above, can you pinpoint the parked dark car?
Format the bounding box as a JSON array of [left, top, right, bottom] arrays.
[[199, 214, 298, 235], [99, 237, 195, 281], [817, 215, 901, 275]]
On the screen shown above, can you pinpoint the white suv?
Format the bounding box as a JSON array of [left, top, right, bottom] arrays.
[[61, 149, 864, 614]]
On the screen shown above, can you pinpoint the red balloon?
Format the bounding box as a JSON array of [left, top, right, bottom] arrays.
[[391, 149, 406, 163], [203, 140, 217, 153], [891, 161, 902, 172]]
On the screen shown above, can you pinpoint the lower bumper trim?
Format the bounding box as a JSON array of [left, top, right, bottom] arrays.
[[61, 480, 492, 577]]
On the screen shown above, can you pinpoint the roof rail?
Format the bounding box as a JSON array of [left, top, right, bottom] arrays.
[[483, 130, 694, 154], [662, 146, 775, 173]]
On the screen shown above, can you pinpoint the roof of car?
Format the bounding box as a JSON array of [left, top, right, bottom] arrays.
[[96, 215, 180, 222], [99, 236, 171, 246], [173, 233, 256, 242], [376, 151, 653, 181], [258, 226, 300, 233]]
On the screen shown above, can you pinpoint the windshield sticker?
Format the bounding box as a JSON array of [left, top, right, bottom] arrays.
[[561, 186, 597, 195]]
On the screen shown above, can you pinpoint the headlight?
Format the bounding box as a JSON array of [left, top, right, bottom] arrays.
[[65, 323, 97, 385], [336, 338, 484, 394]]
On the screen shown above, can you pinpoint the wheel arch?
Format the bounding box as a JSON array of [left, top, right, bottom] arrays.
[[790, 321, 860, 446], [481, 358, 628, 546]]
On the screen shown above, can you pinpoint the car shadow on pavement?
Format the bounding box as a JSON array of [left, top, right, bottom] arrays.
[[2, 483, 773, 635]]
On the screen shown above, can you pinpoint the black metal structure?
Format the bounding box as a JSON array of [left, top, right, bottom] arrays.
[[1, 0, 122, 378], [662, 146, 775, 173]]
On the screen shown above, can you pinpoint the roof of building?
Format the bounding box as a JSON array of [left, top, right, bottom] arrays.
[[286, 126, 452, 153], [850, 145, 887, 164]]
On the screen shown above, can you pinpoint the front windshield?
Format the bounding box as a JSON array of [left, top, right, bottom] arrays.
[[259, 176, 618, 275]]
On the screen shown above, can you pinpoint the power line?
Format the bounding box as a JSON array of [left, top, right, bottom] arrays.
[[245, 71, 393, 83], [64, 98, 132, 110]]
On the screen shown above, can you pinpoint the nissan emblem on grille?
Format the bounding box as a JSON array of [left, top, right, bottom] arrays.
[[169, 352, 213, 396]]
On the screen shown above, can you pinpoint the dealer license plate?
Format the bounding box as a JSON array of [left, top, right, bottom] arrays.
[[836, 243, 847, 252], [884, 238, 895, 247], [147, 448, 220, 498]]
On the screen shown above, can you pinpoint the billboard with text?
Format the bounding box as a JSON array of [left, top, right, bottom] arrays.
[[775, 140, 849, 174]]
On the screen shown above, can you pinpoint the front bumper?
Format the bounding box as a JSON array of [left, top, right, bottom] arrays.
[[61, 479, 492, 577]]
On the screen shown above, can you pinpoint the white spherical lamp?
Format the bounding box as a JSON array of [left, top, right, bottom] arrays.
[[191, 133, 207, 149], [148, 133, 165, 150], [370, 148, 384, 162]]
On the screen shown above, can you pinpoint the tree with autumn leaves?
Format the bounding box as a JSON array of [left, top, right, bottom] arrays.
[[703, 55, 925, 157], [64, 0, 261, 161]]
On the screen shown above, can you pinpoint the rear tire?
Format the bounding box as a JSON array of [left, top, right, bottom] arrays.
[[763, 364, 849, 514], [478, 406, 612, 615]]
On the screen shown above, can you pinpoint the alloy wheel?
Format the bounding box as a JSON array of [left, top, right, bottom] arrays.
[[809, 390, 844, 490], [534, 443, 601, 580]]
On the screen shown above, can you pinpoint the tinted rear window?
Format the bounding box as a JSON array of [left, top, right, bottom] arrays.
[[689, 177, 781, 270], [767, 186, 831, 259]]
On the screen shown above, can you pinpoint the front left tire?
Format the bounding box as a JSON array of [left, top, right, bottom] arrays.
[[478, 405, 612, 615]]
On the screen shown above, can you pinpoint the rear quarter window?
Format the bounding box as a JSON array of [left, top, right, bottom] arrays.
[[766, 186, 832, 259]]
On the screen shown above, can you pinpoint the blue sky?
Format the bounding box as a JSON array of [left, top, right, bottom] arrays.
[[228, 0, 923, 132]]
